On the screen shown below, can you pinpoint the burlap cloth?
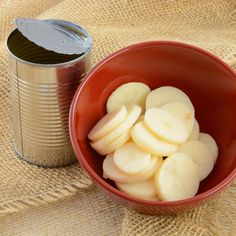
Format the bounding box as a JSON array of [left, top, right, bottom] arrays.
[[0, 0, 236, 235]]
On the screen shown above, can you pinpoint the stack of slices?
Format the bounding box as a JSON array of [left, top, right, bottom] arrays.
[[87, 83, 218, 201]]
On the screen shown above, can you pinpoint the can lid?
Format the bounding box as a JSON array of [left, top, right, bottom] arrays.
[[15, 18, 92, 55]]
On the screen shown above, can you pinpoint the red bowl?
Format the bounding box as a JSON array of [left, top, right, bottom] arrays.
[[69, 41, 236, 214]]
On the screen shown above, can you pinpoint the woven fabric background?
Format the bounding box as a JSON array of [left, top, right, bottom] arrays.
[[0, 187, 125, 236], [0, 0, 235, 235]]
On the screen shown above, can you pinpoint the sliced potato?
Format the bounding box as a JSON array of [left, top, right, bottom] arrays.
[[144, 108, 188, 144], [91, 105, 141, 153], [199, 132, 218, 163], [91, 129, 130, 155], [103, 153, 139, 182], [178, 140, 214, 181], [103, 154, 162, 183], [188, 119, 200, 141], [116, 179, 157, 200], [88, 106, 127, 141], [131, 122, 178, 156], [135, 115, 144, 124], [140, 155, 163, 180], [107, 82, 150, 113], [113, 142, 151, 175], [145, 196, 160, 201], [146, 86, 194, 111], [155, 152, 199, 201], [161, 102, 194, 134]]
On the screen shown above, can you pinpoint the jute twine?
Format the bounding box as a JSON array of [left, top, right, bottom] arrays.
[[0, 0, 235, 234]]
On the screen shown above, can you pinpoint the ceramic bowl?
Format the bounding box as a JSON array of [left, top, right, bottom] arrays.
[[69, 41, 236, 214]]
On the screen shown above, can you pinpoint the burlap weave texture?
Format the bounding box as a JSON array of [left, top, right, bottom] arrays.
[[0, 0, 236, 235]]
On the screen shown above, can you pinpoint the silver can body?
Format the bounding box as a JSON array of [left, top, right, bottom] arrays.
[[7, 29, 91, 167]]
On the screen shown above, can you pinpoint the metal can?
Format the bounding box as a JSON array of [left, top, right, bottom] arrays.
[[6, 20, 92, 167]]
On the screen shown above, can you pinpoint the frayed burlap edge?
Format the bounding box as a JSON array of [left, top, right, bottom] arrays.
[[0, 178, 92, 216]]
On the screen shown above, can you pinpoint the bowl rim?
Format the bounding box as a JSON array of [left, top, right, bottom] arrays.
[[69, 40, 236, 206]]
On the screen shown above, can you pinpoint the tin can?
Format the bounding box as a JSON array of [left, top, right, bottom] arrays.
[[6, 22, 92, 167]]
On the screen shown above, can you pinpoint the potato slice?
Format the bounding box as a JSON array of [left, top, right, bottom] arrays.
[[88, 105, 127, 141], [114, 142, 151, 174], [178, 140, 214, 181], [107, 82, 150, 113], [135, 115, 144, 124], [91, 129, 130, 155], [103, 154, 162, 183], [141, 155, 163, 180], [144, 108, 188, 144], [116, 180, 157, 200], [146, 86, 194, 111], [188, 119, 199, 141], [161, 102, 194, 134], [199, 132, 218, 163], [131, 122, 178, 156], [90, 105, 141, 154], [145, 197, 160, 201], [103, 153, 139, 182], [155, 152, 199, 201]]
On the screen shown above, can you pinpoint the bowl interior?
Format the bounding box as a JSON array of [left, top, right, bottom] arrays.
[[72, 42, 236, 196]]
